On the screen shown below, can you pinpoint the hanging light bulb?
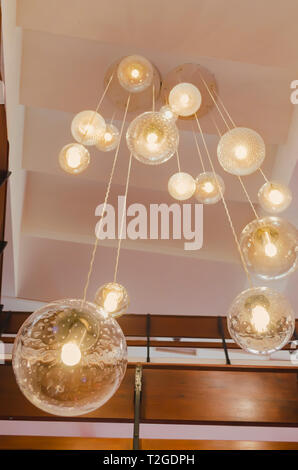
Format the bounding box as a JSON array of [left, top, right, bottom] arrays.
[[168, 172, 196, 201], [195, 172, 225, 204], [217, 127, 265, 175], [258, 181, 292, 214], [126, 111, 179, 165], [96, 124, 120, 152], [240, 216, 298, 279], [71, 110, 106, 146], [12, 299, 127, 416], [168, 83, 202, 117], [227, 287, 295, 354], [94, 283, 129, 318], [159, 105, 178, 123], [117, 55, 153, 93], [59, 143, 90, 174]]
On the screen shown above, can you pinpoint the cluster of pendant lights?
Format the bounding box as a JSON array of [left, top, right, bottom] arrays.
[[12, 55, 297, 417]]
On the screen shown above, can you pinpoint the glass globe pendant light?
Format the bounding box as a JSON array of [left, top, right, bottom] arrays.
[[126, 111, 179, 165], [217, 127, 265, 175], [168, 172, 196, 201], [227, 287, 295, 354], [240, 216, 298, 279], [71, 110, 106, 146], [159, 105, 178, 123], [96, 124, 120, 152], [258, 181, 292, 214], [94, 283, 129, 318], [195, 172, 225, 204], [117, 55, 153, 93], [169, 83, 202, 117], [12, 299, 127, 416], [59, 143, 90, 174]]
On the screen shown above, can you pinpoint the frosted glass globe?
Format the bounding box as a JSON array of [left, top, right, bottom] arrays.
[[12, 299, 127, 417], [227, 287, 295, 354], [168, 172, 196, 201], [195, 172, 225, 204], [94, 283, 129, 318], [258, 181, 292, 214], [240, 216, 298, 279], [71, 110, 106, 146], [169, 83, 202, 117], [96, 124, 120, 152], [126, 111, 179, 165], [117, 55, 153, 93], [217, 127, 265, 175], [59, 143, 90, 174], [159, 105, 178, 123]]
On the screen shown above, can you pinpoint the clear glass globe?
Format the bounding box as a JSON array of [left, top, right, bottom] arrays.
[[240, 216, 298, 279], [117, 55, 153, 93], [71, 110, 106, 146], [126, 111, 179, 165], [168, 172, 196, 201], [96, 124, 120, 152], [12, 299, 127, 417], [159, 105, 178, 123], [227, 287, 295, 354], [195, 172, 225, 204], [59, 143, 90, 174], [169, 83, 202, 117], [258, 181, 292, 214], [217, 127, 265, 175], [94, 283, 129, 318]]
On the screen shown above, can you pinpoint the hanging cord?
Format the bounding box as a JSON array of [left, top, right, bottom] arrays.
[[176, 150, 181, 172], [211, 87, 236, 128], [192, 123, 206, 172], [82, 94, 131, 302], [209, 113, 222, 139], [259, 167, 270, 183], [198, 73, 231, 131], [113, 153, 133, 283], [195, 113, 253, 287]]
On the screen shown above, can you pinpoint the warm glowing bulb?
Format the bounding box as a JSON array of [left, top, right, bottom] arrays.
[[131, 68, 140, 78], [104, 292, 123, 313], [234, 145, 247, 160], [59, 143, 90, 174], [169, 83, 202, 116], [61, 342, 81, 366], [104, 132, 113, 142], [203, 181, 214, 193], [146, 132, 158, 144], [251, 305, 270, 333], [66, 147, 83, 169], [168, 172, 196, 201], [180, 93, 190, 105], [264, 242, 277, 257], [268, 189, 284, 205], [258, 182, 292, 214]]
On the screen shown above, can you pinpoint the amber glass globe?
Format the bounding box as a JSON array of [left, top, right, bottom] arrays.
[[217, 127, 265, 175], [94, 283, 129, 318], [96, 124, 120, 152], [169, 83, 202, 117], [71, 110, 106, 146], [117, 55, 153, 93], [195, 172, 225, 204], [59, 143, 90, 174], [227, 287, 295, 354], [12, 299, 127, 416], [168, 172, 196, 201], [126, 111, 179, 165], [258, 181, 292, 214], [240, 216, 298, 279]]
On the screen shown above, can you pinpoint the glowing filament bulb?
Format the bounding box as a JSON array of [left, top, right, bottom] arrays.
[[61, 342, 81, 366], [66, 147, 83, 169], [147, 132, 158, 144], [264, 242, 277, 257], [104, 291, 123, 313], [180, 93, 190, 105], [234, 145, 247, 160], [203, 181, 214, 193], [251, 305, 270, 333], [104, 132, 113, 142], [268, 189, 284, 205], [131, 68, 140, 78]]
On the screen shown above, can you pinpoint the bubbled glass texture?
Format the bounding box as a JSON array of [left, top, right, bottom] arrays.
[[217, 127, 265, 175], [126, 111, 179, 165], [240, 216, 298, 280], [159, 105, 178, 123], [71, 110, 106, 146], [258, 181, 292, 214], [59, 143, 90, 175], [227, 287, 295, 354], [94, 283, 129, 318], [96, 124, 120, 152], [195, 172, 225, 204], [117, 55, 153, 93], [12, 299, 127, 417], [168, 172, 196, 201], [169, 83, 202, 117]]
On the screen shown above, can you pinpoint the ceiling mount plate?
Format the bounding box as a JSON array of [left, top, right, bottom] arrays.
[[161, 63, 217, 120]]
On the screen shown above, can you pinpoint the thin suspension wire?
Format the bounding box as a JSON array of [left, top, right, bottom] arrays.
[[82, 94, 131, 302], [237, 176, 259, 219], [192, 124, 206, 172], [209, 113, 222, 138], [113, 153, 133, 283], [211, 87, 236, 128], [198, 73, 231, 131], [194, 113, 253, 287], [259, 167, 270, 183], [176, 150, 181, 172]]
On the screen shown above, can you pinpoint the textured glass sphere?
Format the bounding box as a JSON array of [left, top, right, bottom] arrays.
[[195, 172, 225, 204], [59, 143, 90, 174], [71, 110, 106, 146], [159, 105, 178, 123], [217, 127, 265, 175], [168, 172, 196, 201], [94, 283, 129, 318], [126, 111, 179, 165], [12, 299, 127, 417], [258, 181, 292, 214], [240, 216, 298, 280], [117, 55, 153, 93], [96, 124, 120, 152], [169, 83, 202, 117], [227, 287, 295, 354]]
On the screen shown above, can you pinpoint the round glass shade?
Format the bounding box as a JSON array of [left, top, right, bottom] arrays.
[[117, 55, 153, 93], [217, 127, 265, 175], [159, 105, 178, 123], [195, 172, 225, 204], [71, 110, 106, 146], [59, 143, 90, 174], [227, 287, 295, 354], [94, 283, 129, 318], [12, 299, 127, 417], [168, 172, 196, 201], [96, 124, 120, 152], [126, 111, 179, 165], [169, 82, 202, 117], [240, 216, 298, 280], [258, 181, 292, 214]]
